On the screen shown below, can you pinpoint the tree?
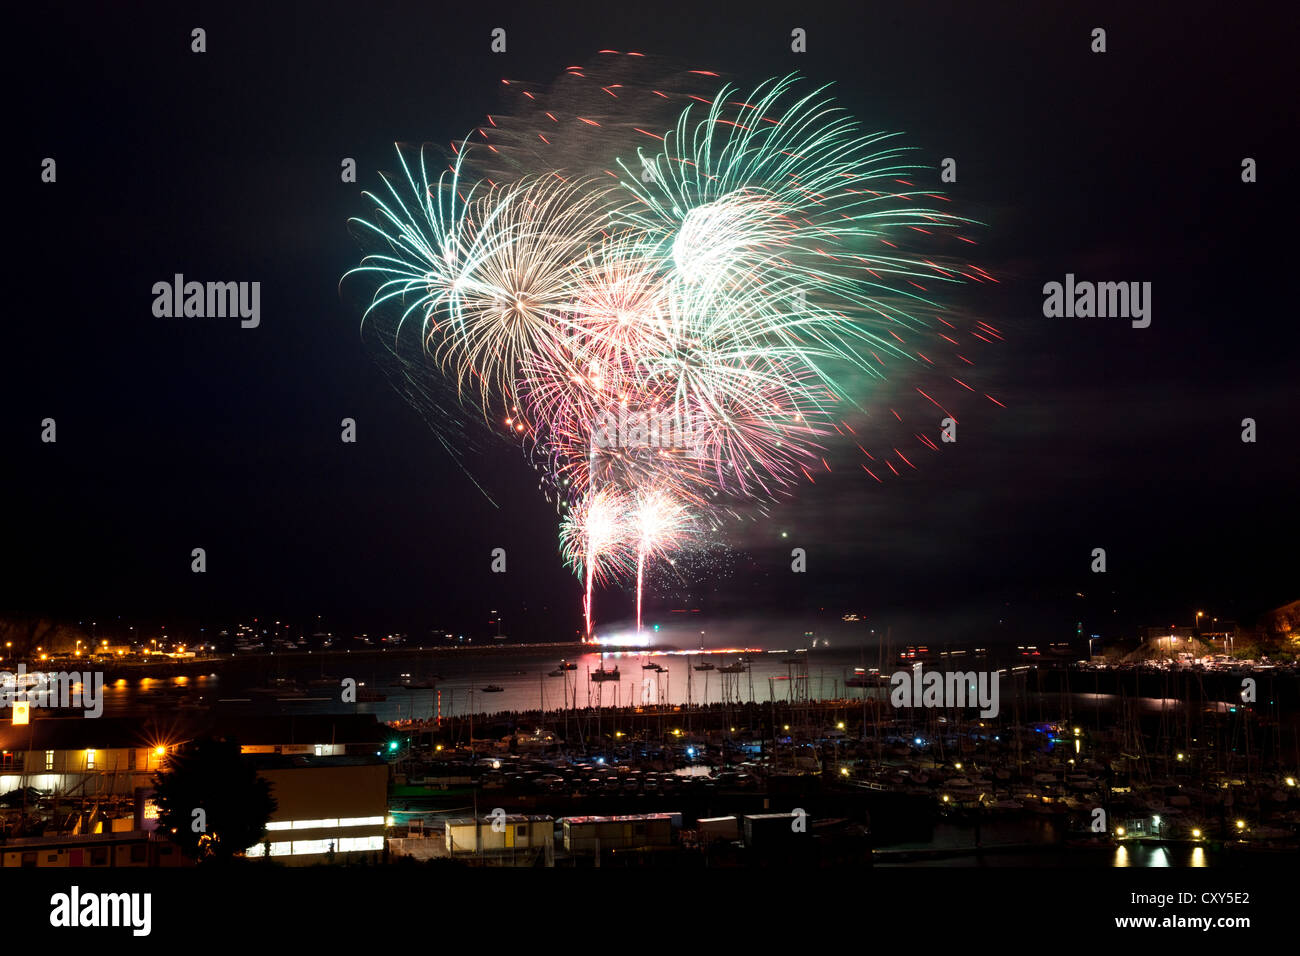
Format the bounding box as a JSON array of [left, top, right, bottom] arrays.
[[152, 736, 276, 864]]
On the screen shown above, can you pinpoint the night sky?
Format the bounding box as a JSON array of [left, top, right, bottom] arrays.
[[6, 1, 1296, 645]]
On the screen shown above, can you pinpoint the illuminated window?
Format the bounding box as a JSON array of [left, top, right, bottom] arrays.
[[265, 821, 292, 831], [45, 750, 54, 771], [291, 818, 339, 830], [339, 816, 385, 828], [291, 839, 333, 856], [245, 841, 292, 858], [338, 836, 384, 853], [85, 750, 96, 769]]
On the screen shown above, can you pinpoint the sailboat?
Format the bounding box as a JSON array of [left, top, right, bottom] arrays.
[[591, 662, 620, 682]]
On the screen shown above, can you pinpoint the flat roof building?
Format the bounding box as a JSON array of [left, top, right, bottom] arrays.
[[241, 754, 389, 866]]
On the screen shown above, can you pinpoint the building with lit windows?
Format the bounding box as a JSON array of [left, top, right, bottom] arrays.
[[241, 754, 389, 864], [0, 717, 179, 798], [0, 714, 389, 799]]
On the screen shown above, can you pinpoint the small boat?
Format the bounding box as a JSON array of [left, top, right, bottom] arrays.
[[481, 684, 505, 693], [590, 667, 620, 682], [560, 661, 578, 670], [693, 661, 715, 672], [719, 662, 746, 673], [641, 661, 660, 670]]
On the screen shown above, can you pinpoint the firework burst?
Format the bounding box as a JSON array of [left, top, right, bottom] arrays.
[[345, 61, 996, 641]]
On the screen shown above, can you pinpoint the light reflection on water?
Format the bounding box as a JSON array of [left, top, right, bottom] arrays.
[[877, 821, 1226, 867], [88, 649, 1227, 730]]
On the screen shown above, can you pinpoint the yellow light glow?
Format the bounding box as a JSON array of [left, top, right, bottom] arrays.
[[1192, 829, 1202, 839], [1116, 826, 1125, 836], [12, 701, 30, 725]]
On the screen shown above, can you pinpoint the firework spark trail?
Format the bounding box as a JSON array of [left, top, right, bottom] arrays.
[[345, 59, 997, 640], [630, 487, 695, 633], [559, 487, 635, 640]]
